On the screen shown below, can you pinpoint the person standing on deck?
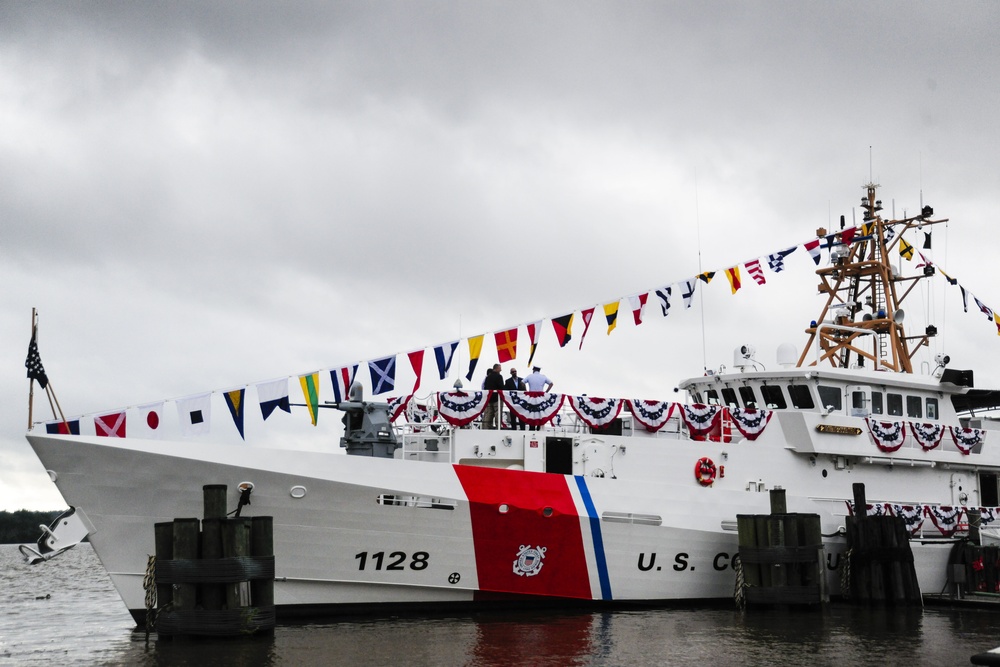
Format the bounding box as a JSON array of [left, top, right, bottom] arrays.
[[523, 366, 553, 431], [504, 368, 526, 430], [524, 366, 553, 392], [482, 364, 505, 429]]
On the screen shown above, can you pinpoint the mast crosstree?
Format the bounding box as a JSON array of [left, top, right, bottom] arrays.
[[797, 183, 946, 373]]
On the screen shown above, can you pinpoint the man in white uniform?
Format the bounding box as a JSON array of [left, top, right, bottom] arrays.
[[524, 366, 553, 392]]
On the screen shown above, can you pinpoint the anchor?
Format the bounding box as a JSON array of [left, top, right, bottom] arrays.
[[19, 507, 92, 565]]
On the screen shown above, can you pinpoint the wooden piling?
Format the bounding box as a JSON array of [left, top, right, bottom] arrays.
[[852, 483, 867, 520], [201, 517, 224, 611], [845, 483, 921, 605], [222, 517, 252, 611], [200, 485, 227, 611], [755, 515, 772, 588], [968, 509, 982, 547], [171, 518, 200, 612], [153, 521, 174, 611], [766, 515, 788, 589], [737, 510, 825, 607], [152, 485, 275, 637], [203, 484, 228, 520], [801, 513, 826, 601], [251, 515, 275, 633], [770, 487, 787, 514], [737, 515, 762, 590]]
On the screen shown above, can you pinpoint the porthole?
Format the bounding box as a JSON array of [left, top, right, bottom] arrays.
[[498, 503, 509, 513], [290, 485, 307, 499], [542, 507, 553, 517], [822, 469, 828, 478]]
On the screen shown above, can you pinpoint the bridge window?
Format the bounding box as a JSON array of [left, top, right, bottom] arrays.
[[704, 389, 720, 405], [739, 386, 758, 408], [906, 396, 922, 419], [721, 388, 739, 408], [926, 398, 939, 420], [787, 384, 815, 409], [887, 393, 903, 416], [760, 385, 787, 409], [818, 386, 843, 412], [871, 392, 884, 415]]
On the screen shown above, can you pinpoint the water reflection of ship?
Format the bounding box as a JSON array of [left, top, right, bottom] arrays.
[[470, 610, 600, 665]]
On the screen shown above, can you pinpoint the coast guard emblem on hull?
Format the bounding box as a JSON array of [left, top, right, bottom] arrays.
[[513, 544, 547, 576]]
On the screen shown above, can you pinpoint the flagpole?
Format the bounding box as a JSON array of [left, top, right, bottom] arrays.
[[28, 308, 37, 430], [46, 383, 68, 425], [26, 308, 68, 432], [694, 173, 708, 372], [44, 381, 57, 420]]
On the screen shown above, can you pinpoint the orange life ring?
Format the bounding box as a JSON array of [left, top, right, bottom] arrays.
[[695, 457, 716, 486]]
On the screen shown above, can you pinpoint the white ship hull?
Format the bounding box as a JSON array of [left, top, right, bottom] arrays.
[[27, 401, 970, 622]]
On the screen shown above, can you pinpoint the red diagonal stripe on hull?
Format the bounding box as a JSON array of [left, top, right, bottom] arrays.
[[454, 465, 591, 599]]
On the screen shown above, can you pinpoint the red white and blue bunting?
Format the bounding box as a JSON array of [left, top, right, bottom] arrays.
[[680, 404, 722, 439], [386, 394, 413, 422], [437, 390, 490, 427], [910, 422, 946, 451], [867, 418, 907, 453], [729, 408, 773, 441], [926, 505, 964, 537], [980, 507, 1000, 527], [568, 396, 623, 429], [846, 501, 1000, 537], [891, 504, 927, 536], [951, 426, 986, 455], [627, 399, 676, 432], [501, 391, 565, 427], [848, 502, 892, 517]]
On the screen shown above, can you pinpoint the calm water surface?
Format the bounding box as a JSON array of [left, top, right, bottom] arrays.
[[2, 544, 999, 666]]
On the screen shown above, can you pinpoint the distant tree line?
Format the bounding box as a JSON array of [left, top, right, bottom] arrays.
[[0, 510, 63, 544]]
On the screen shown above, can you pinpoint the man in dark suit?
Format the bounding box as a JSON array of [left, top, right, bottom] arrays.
[[504, 368, 525, 430]]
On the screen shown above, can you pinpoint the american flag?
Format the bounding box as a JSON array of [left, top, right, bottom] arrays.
[[25, 333, 48, 389]]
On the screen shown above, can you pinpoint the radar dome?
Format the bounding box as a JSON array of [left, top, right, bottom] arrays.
[[776, 343, 798, 368]]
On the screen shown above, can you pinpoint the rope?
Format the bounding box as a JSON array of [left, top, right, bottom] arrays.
[[142, 555, 157, 637], [840, 547, 852, 599], [733, 555, 746, 610]]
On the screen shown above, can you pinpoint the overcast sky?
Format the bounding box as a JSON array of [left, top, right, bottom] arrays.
[[3, 2, 999, 511]]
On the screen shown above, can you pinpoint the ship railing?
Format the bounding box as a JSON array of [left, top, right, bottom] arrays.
[[824, 497, 988, 541], [865, 423, 986, 457], [392, 393, 740, 445], [397, 424, 454, 463]]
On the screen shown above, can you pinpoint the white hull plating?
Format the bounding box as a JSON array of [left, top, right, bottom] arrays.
[[27, 399, 971, 621]]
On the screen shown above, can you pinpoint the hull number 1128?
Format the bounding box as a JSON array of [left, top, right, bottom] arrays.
[[355, 551, 429, 571]]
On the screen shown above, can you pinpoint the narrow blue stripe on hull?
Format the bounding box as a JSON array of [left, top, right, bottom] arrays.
[[575, 476, 612, 600]]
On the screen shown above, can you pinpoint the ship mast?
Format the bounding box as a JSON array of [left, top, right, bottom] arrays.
[[797, 182, 946, 373]]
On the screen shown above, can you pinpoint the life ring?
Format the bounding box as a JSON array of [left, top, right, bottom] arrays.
[[695, 457, 716, 486]]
